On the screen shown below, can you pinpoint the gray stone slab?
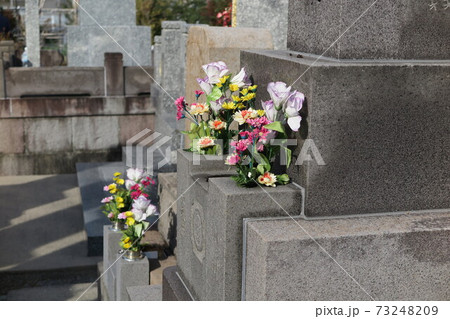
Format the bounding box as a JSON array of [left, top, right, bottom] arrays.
[[241, 49, 450, 217], [157, 172, 178, 254], [236, 0, 288, 50], [67, 25, 151, 67], [76, 162, 126, 256], [78, 0, 136, 26], [103, 226, 123, 300], [7, 283, 98, 301], [244, 212, 450, 300], [25, 0, 40, 66], [115, 254, 150, 301], [176, 150, 303, 300], [127, 285, 162, 301], [162, 266, 193, 301], [287, 0, 450, 59]]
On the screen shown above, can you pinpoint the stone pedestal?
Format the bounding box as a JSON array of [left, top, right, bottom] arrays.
[[157, 172, 178, 254], [241, 50, 450, 217], [115, 255, 150, 301], [244, 212, 450, 300], [175, 150, 303, 300], [67, 0, 151, 67], [25, 0, 40, 67], [235, 0, 288, 50], [103, 225, 122, 300]]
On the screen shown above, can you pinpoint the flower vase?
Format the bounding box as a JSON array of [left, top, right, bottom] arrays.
[[110, 220, 125, 232], [122, 249, 144, 261]]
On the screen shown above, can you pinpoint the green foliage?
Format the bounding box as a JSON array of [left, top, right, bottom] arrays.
[[136, 0, 232, 42]]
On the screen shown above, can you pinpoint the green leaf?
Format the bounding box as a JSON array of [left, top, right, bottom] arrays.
[[282, 146, 292, 168], [207, 86, 222, 103], [264, 121, 286, 134], [256, 164, 265, 175], [134, 223, 143, 238], [277, 174, 290, 185]]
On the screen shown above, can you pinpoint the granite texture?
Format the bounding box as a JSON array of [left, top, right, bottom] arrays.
[[103, 226, 123, 301], [241, 50, 450, 217], [78, 0, 136, 26], [157, 173, 178, 254], [104, 53, 124, 96], [127, 285, 162, 301], [287, 0, 450, 59], [25, 0, 40, 66], [244, 212, 450, 300], [162, 266, 193, 301], [176, 150, 303, 300], [235, 0, 288, 50], [67, 25, 151, 67], [115, 255, 150, 301]]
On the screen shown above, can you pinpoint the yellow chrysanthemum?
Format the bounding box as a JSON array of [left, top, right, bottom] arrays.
[[222, 102, 237, 110], [220, 75, 229, 84], [126, 217, 135, 226], [249, 85, 258, 91], [116, 178, 125, 185], [241, 93, 256, 101], [113, 172, 121, 177], [125, 211, 134, 217], [123, 237, 130, 243], [116, 197, 124, 203], [229, 84, 239, 92], [123, 243, 131, 249], [240, 88, 248, 96], [237, 103, 246, 109], [231, 95, 241, 102], [117, 203, 125, 209], [108, 183, 117, 194], [257, 110, 266, 117]]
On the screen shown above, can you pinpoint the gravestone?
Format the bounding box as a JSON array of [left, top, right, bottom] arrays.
[[25, 0, 40, 67], [234, 0, 289, 50], [67, 0, 151, 67]]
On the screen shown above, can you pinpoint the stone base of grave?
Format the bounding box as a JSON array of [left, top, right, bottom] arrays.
[[162, 266, 193, 301], [243, 211, 450, 300], [157, 172, 178, 254], [115, 255, 150, 301], [103, 225, 123, 300], [126, 285, 162, 301]]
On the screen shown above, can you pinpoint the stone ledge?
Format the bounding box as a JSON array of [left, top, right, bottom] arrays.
[[244, 211, 450, 300], [127, 285, 162, 301]]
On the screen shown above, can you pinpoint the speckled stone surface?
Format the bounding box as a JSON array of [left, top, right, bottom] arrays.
[[127, 285, 162, 301], [244, 212, 450, 300], [67, 25, 151, 67], [287, 0, 450, 59], [103, 226, 122, 301], [115, 255, 149, 301], [241, 50, 450, 217], [176, 150, 303, 300], [78, 0, 136, 26], [157, 173, 178, 254], [236, 0, 288, 50]]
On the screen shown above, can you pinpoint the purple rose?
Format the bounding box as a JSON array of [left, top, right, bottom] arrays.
[[267, 82, 291, 110], [202, 61, 229, 84], [284, 91, 304, 131]]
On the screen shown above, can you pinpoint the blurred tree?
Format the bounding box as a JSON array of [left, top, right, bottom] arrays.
[[136, 0, 231, 43]]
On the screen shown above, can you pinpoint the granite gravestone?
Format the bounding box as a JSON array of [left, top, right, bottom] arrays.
[[25, 0, 40, 67], [67, 0, 151, 67]]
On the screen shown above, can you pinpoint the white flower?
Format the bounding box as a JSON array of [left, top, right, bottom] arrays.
[[257, 172, 277, 187], [267, 82, 291, 110], [197, 77, 213, 95], [285, 91, 304, 132], [261, 100, 277, 122], [146, 204, 158, 216], [196, 137, 215, 151], [127, 168, 146, 182], [132, 195, 151, 211], [125, 179, 137, 190], [132, 207, 147, 222], [209, 98, 224, 114], [230, 67, 251, 88], [233, 108, 258, 125], [202, 61, 229, 84]]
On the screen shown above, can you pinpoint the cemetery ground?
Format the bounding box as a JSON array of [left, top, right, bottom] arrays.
[[0, 174, 175, 301]]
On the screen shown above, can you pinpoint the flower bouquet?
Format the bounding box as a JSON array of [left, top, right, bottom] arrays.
[[101, 168, 158, 231], [225, 81, 304, 187], [175, 61, 257, 155]]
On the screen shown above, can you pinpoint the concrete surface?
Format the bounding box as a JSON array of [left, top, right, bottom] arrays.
[[0, 174, 100, 272], [157, 173, 178, 253], [7, 282, 98, 301], [127, 285, 162, 301]]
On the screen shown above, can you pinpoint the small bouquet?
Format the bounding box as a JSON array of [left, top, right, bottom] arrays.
[[175, 61, 257, 155], [225, 82, 304, 187], [101, 168, 158, 224]]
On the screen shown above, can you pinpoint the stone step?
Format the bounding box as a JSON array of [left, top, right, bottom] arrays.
[[7, 282, 99, 301], [127, 285, 162, 301]]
